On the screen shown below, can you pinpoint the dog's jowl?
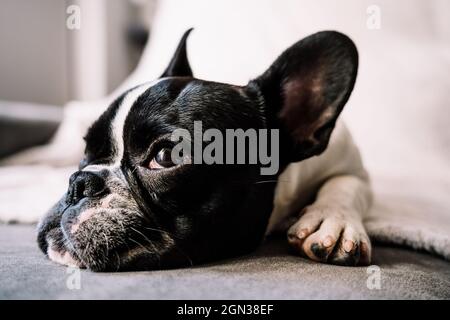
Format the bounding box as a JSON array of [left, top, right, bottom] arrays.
[[37, 29, 372, 271]]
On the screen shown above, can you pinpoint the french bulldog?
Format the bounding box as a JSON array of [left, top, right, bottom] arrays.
[[37, 29, 372, 271]]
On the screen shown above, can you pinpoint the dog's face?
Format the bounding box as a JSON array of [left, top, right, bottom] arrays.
[[37, 30, 358, 271]]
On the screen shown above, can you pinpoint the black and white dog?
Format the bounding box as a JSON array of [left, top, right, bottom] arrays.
[[37, 30, 372, 271]]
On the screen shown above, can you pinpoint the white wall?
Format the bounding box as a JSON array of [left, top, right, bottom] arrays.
[[0, 0, 68, 105], [0, 0, 149, 106]]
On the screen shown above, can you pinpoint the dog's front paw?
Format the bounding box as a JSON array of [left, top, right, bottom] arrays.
[[287, 205, 371, 266]]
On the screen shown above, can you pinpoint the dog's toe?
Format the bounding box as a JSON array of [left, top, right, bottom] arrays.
[[287, 205, 372, 266]]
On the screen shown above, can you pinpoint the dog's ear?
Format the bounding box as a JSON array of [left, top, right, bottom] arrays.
[[250, 31, 358, 162], [161, 28, 193, 78]]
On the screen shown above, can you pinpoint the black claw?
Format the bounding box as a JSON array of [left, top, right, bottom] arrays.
[[331, 243, 361, 266], [311, 243, 329, 260]]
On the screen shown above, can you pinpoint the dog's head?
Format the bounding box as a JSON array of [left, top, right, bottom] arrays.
[[37, 29, 358, 271]]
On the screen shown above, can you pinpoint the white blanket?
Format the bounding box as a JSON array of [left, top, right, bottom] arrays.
[[1, 0, 449, 260]]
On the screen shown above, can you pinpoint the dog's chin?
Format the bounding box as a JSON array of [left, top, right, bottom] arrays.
[[44, 230, 164, 272], [38, 196, 175, 271]]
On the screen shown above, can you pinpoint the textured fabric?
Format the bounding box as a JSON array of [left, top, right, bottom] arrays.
[[366, 176, 450, 261], [0, 225, 449, 299], [0, 165, 74, 223]]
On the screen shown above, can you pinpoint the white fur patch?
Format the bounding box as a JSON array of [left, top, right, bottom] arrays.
[[47, 240, 81, 267], [110, 79, 164, 167]]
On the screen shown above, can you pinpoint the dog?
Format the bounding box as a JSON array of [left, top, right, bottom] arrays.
[[36, 29, 372, 271]]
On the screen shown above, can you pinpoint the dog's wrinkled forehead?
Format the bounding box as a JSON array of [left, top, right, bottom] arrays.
[[83, 77, 260, 168]]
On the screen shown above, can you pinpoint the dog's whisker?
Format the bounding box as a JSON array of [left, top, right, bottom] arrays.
[[63, 236, 89, 268], [173, 244, 194, 267], [103, 232, 109, 260], [130, 165, 139, 175], [128, 238, 155, 257], [143, 226, 179, 239], [130, 227, 159, 254], [128, 236, 163, 268], [114, 251, 121, 272], [138, 225, 192, 266], [254, 180, 279, 184], [130, 227, 154, 245]]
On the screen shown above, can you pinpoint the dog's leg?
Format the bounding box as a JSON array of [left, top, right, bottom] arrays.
[[287, 175, 372, 266]]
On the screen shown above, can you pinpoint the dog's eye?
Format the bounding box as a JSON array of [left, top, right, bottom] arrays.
[[149, 148, 174, 169]]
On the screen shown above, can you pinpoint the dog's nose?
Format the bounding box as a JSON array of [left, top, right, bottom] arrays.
[[67, 171, 106, 205]]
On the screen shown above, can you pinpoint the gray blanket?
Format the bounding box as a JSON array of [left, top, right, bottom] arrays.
[[1, 224, 449, 299]]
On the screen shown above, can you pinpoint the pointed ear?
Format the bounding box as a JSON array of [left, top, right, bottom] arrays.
[[161, 28, 194, 78], [251, 31, 358, 162]]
